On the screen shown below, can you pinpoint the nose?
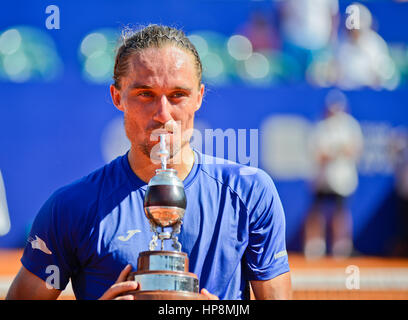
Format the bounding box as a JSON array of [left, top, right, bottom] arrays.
[[152, 95, 173, 124]]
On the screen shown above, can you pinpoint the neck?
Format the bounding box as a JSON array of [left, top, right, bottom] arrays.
[[127, 144, 195, 183]]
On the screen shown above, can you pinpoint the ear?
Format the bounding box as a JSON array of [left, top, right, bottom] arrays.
[[195, 83, 205, 111], [110, 84, 124, 112]]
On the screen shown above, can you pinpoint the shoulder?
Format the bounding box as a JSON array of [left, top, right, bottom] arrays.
[[43, 154, 129, 217], [197, 151, 279, 210], [198, 151, 275, 189]]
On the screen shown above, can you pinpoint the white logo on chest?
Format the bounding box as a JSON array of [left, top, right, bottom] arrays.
[[117, 229, 141, 242], [29, 235, 52, 254]]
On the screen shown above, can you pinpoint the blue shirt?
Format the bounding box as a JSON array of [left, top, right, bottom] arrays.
[[21, 149, 289, 300]]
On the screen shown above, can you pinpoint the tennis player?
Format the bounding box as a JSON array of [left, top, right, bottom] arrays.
[[6, 25, 291, 300]]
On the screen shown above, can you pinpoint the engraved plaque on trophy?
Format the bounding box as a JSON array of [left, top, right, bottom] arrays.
[[127, 134, 207, 300]]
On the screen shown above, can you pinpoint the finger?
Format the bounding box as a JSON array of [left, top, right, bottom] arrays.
[[201, 288, 219, 300], [99, 281, 139, 300], [115, 294, 135, 300], [115, 264, 133, 284], [99, 281, 138, 300]]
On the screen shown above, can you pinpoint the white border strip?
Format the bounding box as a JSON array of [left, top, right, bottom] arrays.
[[292, 268, 408, 290]]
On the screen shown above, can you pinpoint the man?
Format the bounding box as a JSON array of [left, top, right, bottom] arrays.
[[303, 90, 363, 259], [6, 25, 291, 300]]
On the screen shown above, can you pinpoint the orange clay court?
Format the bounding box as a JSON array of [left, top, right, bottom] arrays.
[[0, 250, 407, 300]]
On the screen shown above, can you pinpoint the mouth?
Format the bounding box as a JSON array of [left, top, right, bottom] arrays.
[[150, 120, 178, 137], [150, 129, 174, 139]]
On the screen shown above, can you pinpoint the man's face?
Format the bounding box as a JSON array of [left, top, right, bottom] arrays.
[[111, 45, 204, 162]]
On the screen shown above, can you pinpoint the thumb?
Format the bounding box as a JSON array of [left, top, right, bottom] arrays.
[[115, 264, 133, 283], [201, 288, 219, 300]]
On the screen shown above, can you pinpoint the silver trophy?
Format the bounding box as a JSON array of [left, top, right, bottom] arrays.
[[127, 134, 206, 300]]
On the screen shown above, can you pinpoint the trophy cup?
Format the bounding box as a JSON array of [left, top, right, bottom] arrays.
[[127, 134, 207, 300]]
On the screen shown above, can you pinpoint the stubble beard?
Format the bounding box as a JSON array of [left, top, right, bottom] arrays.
[[124, 115, 193, 166], [138, 138, 188, 164], [127, 127, 190, 165]]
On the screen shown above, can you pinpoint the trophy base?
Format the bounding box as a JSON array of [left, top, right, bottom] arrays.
[[126, 251, 208, 300], [128, 290, 209, 300]]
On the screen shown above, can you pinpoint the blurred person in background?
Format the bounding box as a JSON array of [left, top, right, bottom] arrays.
[[303, 89, 364, 259], [389, 129, 408, 257], [335, 3, 397, 90], [239, 10, 281, 52], [236, 8, 302, 84], [0, 170, 11, 237], [308, 3, 398, 89], [279, 0, 339, 73]]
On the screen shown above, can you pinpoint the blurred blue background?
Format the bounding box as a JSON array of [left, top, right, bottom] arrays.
[[0, 0, 408, 256]]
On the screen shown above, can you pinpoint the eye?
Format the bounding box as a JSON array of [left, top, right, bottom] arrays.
[[170, 91, 187, 99], [138, 91, 154, 98]]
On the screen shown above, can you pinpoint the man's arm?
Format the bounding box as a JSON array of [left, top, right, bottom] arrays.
[[7, 264, 140, 300], [6, 266, 61, 300], [250, 272, 292, 300]]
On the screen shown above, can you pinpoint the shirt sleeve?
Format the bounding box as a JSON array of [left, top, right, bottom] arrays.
[[244, 171, 290, 281], [20, 191, 76, 291]]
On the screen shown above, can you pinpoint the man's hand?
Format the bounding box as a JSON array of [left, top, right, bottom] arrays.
[[99, 264, 139, 300], [99, 265, 219, 300], [200, 288, 219, 300]]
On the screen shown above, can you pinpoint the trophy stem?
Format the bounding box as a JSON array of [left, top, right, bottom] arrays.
[[161, 227, 164, 251], [149, 221, 159, 251], [171, 221, 182, 252], [159, 134, 168, 170]]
